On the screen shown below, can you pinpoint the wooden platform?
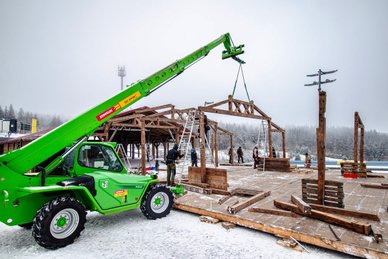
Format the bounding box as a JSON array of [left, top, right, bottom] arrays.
[[174, 166, 388, 258]]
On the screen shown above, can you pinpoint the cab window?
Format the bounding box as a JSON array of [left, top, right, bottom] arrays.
[[78, 144, 123, 172]]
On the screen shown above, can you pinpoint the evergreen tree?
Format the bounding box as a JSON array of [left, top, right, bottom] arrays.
[[17, 108, 25, 122], [0, 106, 3, 119], [8, 104, 16, 119], [4, 106, 8, 119]]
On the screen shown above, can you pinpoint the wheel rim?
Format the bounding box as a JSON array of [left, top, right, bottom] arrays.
[[50, 208, 79, 239], [150, 192, 169, 213]]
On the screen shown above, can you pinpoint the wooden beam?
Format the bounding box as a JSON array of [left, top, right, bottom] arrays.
[[140, 120, 146, 175], [231, 188, 261, 197], [274, 200, 372, 235], [199, 112, 206, 182], [309, 204, 380, 221], [199, 106, 265, 119], [248, 207, 299, 218], [134, 104, 174, 114], [291, 195, 312, 214], [317, 91, 327, 204], [361, 183, 388, 189], [227, 191, 271, 214], [354, 112, 359, 163]]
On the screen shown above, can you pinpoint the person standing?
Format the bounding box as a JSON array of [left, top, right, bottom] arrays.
[[252, 146, 260, 169], [166, 144, 184, 186], [237, 146, 244, 163], [272, 146, 277, 158], [191, 148, 198, 167], [304, 152, 311, 168], [228, 147, 234, 164]]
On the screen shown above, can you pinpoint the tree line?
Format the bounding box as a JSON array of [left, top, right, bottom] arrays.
[[217, 122, 388, 161], [0, 104, 64, 130]]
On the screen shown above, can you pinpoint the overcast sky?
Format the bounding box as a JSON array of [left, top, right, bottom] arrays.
[[1, 0, 387, 132]]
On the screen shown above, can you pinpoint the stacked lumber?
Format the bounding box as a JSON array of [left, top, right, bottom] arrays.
[[302, 179, 344, 208], [188, 167, 228, 190], [340, 161, 367, 178], [263, 157, 290, 172]]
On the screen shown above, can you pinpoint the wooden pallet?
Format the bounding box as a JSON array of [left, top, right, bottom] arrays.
[[302, 179, 344, 208]]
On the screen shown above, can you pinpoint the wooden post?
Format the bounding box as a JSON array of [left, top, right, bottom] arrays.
[[140, 120, 146, 175], [175, 130, 179, 144], [360, 126, 364, 167], [282, 131, 286, 158], [228, 95, 233, 112], [152, 143, 155, 160], [214, 124, 219, 167], [230, 135, 234, 164], [199, 111, 206, 182], [354, 112, 359, 163], [317, 91, 326, 204], [163, 142, 167, 160], [268, 120, 272, 157]]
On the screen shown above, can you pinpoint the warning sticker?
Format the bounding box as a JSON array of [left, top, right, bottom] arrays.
[[114, 189, 128, 197], [96, 91, 141, 121]]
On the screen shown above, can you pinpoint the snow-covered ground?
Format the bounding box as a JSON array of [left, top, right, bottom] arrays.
[[0, 209, 353, 259]]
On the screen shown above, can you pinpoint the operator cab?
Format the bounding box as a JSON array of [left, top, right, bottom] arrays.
[[77, 144, 123, 172]]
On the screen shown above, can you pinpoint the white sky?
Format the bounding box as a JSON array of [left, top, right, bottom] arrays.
[[1, 0, 387, 132]]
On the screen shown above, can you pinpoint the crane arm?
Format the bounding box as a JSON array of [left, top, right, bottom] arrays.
[[0, 33, 244, 174]]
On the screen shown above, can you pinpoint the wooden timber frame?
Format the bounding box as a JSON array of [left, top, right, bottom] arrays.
[[93, 104, 233, 175], [339, 112, 366, 177], [197, 95, 287, 180]]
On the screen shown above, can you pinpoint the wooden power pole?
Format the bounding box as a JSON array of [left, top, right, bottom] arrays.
[[305, 69, 337, 204]]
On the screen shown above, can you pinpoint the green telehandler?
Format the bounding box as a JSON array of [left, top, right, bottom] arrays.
[[0, 33, 244, 249]]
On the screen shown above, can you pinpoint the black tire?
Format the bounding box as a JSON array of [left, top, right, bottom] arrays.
[[19, 223, 33, 230], [32, 196, 87, 249], [140, 184, 173, 220]]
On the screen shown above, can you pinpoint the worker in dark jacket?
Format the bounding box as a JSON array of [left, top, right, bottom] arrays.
[[191, 148, 198, 167], [166, 144, 184, 186], [237, 146, 244, 163]]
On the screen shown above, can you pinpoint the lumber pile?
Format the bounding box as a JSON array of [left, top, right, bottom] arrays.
[[302, 178, 344, 208], [188, 167, 228, 190], [340, 161, 367, 178]]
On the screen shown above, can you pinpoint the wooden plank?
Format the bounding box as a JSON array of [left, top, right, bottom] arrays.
[[231, 188, 261, 197], [309, 204, 380, 221], [302, 188, 344, 198], [302, 178, 344, 187], [361, 184, 388, 189], [274, 200, 372, 235], [211, 188, 231, 196], [291, 195, 312, 214], [173, 202, 384, 258], [181, 183, 212, 194], [248, 207, 299, 218], [218, 195, 232, 205], [227, 191, 271, 214], [367, 173, 385, 178]]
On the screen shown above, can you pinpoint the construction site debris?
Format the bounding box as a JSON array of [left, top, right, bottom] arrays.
[[274, 200, 372, 235]]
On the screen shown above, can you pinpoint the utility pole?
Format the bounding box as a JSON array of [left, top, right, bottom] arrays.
[[118, 66, 126, 91], [305, 69, 337, 204]]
